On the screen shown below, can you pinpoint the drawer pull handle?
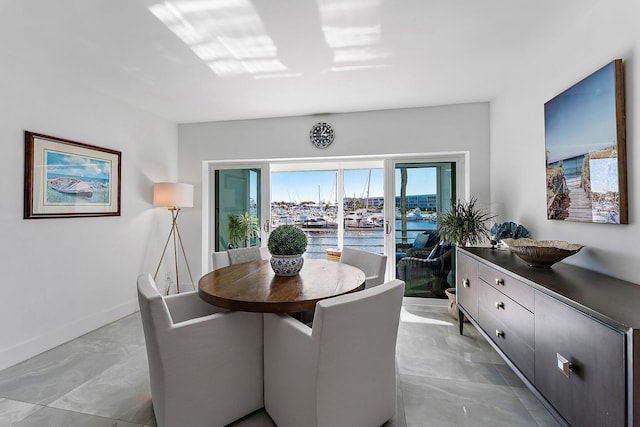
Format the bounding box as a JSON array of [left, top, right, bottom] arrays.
[[557, 353, 573, 378], [463, 279, 470, 288], [495, 278, 504, 286], [495, 301, 504, 310], [495, 330, 505, 338]]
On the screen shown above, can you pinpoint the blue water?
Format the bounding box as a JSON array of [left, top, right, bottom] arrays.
[[304, 220, 436, 259]]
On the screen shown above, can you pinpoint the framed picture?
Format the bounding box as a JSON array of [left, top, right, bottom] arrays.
[[544, 59, 627, 224], [24, 131, 121, 219]]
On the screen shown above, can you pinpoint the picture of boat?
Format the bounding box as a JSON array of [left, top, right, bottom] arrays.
[[49, 177, 93, 198]]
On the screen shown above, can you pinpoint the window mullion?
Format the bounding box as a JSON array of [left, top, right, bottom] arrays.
[[336, 169, 344, 250]]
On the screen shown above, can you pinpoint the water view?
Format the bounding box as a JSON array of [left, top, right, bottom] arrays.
[[271, 202, 438, 259], [266, 166, 448, 258], [303, 221, 437, 259]]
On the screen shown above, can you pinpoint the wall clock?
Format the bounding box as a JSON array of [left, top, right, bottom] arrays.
[[310, 122, 334, 149]]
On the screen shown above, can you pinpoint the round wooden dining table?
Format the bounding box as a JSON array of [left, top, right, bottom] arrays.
[[198, 259, 366, 313]]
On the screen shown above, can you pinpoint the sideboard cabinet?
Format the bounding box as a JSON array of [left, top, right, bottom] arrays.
[[457, 247, 640, 427]]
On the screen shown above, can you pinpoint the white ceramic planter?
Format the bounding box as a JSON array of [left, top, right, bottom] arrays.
[[270, 254, 304, 276]]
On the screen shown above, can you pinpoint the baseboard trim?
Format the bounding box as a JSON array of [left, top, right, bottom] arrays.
[[0, 299, 138, 371], [403, 296, 448, 307]]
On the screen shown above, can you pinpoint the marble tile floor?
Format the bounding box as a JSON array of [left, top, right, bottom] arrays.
[[0, 298, 560, 427]]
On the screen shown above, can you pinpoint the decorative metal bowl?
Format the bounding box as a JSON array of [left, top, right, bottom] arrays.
[[502, 238, 583, 268]]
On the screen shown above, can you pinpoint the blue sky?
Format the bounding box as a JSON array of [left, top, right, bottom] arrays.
[[544, 61, 618, 164], [46, 150, 111, 180], [271, 168, 436, 203]]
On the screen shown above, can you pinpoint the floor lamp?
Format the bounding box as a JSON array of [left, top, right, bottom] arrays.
[[153, 182, 195, 295]]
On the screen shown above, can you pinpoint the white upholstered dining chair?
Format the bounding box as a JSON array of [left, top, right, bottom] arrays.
[[339, 246, 388, 288], [137, 274, 263, 427], [263, 279, 405, 427], [212, 246, 270, 270]]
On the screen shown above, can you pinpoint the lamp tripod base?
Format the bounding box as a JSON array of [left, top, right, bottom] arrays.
[[153, 208, 194, 295]]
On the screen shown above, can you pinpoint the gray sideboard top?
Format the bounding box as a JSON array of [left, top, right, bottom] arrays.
[[461, 247, 640, 332]]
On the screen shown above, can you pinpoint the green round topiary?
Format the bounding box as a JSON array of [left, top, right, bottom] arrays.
[[268, 225, 307, 255]]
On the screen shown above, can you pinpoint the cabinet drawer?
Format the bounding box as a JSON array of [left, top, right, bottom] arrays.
[[478, 282, 534, 380], [478, 262, 534, 311], [535, 292, 625, 426], [478, 283, 534, 347], [456, 250, 478, 320]]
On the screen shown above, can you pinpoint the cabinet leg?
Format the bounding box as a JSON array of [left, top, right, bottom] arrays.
[[458, 309, 464, 335]]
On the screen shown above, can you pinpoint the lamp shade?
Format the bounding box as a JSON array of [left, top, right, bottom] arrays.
[[153, 182, 194, 208]]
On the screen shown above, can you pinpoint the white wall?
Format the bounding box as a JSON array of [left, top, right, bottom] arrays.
[[0, 56, 178, 369], [490, 0, 639, 282], [178, 103, 491, 277]]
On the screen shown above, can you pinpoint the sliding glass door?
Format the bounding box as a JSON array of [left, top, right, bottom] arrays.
[[390, 161, 456, 296], [394, 162, 455, 247], [342, 169, 384, 254], [207, 158, 460, 294], [212, 168, 262, 252]]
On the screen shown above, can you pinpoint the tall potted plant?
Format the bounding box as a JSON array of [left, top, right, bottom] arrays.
[[228, 212, 260, 248], [268, 225, 307, 276], [437, 198, 494, 248], [437, 198, 494, 318]]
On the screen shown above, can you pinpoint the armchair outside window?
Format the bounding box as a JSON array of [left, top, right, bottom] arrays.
[[397, 242, 452, 298], [395, 230, 440, 264]]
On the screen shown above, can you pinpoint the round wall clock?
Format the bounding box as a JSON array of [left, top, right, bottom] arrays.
[[310, 122, 334, 149]]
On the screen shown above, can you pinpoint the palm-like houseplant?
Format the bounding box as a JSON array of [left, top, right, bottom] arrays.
[[228, 212, 260, 248], [437, 198, 494, 247], [437, 198, 495, 318]]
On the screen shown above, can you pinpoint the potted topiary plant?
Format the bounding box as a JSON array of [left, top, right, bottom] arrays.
[[267, 225, 308, 276], [437, 198, 495, 319]]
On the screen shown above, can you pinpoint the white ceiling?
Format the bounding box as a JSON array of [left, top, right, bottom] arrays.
[[0, 0, 596, 123]]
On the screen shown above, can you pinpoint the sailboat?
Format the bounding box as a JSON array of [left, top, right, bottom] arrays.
[[49, 177, 93, 197]]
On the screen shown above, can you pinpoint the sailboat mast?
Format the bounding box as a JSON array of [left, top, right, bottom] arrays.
[[366, 169, 371, 209]]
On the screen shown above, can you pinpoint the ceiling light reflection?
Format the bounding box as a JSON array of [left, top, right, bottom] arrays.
[[323, 25, 382, 48], [317, 0, 389, 69], [208, 60, 247, 76], [333, 47, 388, 63], [149, 0, 284, 78], [254, 73, 303, 80], [150, 2, 202, 44], [217, 36, 277, 59], [241, 59, 287, 74], [148, 0, 389, 78], [331, 64, 389, 72]]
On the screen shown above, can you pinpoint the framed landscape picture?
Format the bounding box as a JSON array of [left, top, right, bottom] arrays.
[[24, 131, 121, 219], [544, 59, 627, 224]]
